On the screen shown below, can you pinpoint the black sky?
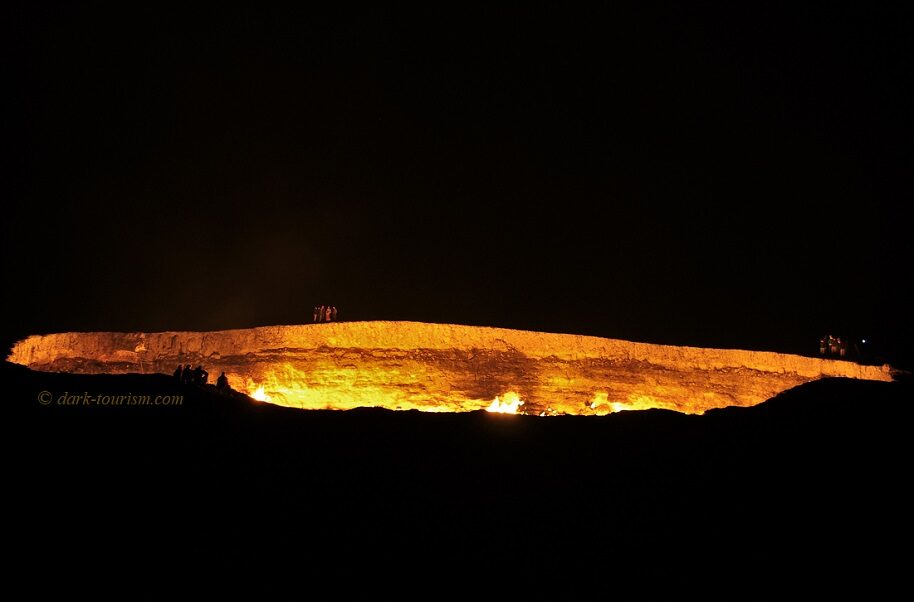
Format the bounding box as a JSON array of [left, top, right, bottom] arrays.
[[3, 3, 912, 357]]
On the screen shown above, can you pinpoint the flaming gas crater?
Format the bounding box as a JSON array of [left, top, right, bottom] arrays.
[[8, 322, 894, 415]]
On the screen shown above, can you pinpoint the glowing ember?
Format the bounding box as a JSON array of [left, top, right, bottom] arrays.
[[486, 392, 524, 414], [250, 385, 270, 402]]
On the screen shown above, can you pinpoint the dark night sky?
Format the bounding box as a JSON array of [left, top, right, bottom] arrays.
[[3, 4, 912, 357]]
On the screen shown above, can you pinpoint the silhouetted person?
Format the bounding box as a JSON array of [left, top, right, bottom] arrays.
[[192, 365, 208, 385], [182, 364, 192, 384], [325, 306, 332, 322], [313, 306, 319, 322], [331, 306, 338, 321], [173, 364, 183, 381], [318, 305, 326, 322], [216, 371, 230, 391]]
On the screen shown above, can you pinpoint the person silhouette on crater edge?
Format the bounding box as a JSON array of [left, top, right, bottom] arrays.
[[193, 365, 208, 385], [216, 372, 230, 391]]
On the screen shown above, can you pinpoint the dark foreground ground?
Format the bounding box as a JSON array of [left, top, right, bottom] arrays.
[[6, 361, 910, 599]]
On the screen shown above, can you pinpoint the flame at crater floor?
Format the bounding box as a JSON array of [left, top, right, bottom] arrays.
[[7, 321, 895, 415], [486, 392, 524, 414]]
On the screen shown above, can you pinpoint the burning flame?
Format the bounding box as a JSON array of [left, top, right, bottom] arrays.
[[486, 392, 524, 414], [586, 391, 681, 414], [250, 385, 271, 402], [590, 391, 608, 411]]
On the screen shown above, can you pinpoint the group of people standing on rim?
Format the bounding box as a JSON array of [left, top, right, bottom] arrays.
[[313, 305, 339, 323], [173, 363, 230, 391], [819, 334, 854, 358]]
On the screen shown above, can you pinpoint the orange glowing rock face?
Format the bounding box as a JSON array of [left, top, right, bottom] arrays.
[[7, 322, 895, 415]]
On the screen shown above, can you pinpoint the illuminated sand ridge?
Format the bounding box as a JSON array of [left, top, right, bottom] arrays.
[[8, 322, 894, 414]]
